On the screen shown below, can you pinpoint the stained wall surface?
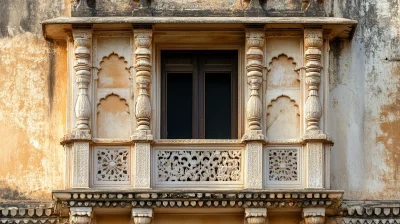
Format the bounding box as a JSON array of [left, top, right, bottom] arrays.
[[326, 0, 400, 200], [0, 0, 70, 200]]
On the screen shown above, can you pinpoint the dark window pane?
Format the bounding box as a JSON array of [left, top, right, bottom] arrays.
[[205, 73, 231, 139], [167, 73, 192, 139]]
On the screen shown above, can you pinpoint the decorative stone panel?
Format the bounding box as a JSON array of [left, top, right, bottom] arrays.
[[264, 147, 302, 188], [93, 146, 131, 186], [154, 147, 243, 188]]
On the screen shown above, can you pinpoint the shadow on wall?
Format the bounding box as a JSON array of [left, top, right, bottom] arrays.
[[0, 181, 30, 200]]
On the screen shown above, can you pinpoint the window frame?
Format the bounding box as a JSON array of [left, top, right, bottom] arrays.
[[153, 45, 245, 140], [160, 50, 238, 139]]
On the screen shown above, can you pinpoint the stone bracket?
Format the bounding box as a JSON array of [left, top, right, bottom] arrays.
[[70, 207, 92, 224]]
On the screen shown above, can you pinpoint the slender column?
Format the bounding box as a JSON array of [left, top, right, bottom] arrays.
[[70, 207, 92, 224], [303, 208, 325, 224], [242, 28, 265, 189], [132, 28, 153, 188], [304, 28, 323, 135], [70, 28, 92, 189], [245, 208, 267, 224], [303, 28, 326, 189], [242, 29, 265, 141], [132, 29, 153, 141], [72, 29, 92, 136], [132, 208, 153, 224]]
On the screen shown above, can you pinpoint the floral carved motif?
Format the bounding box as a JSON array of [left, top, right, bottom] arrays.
[[95, 148, 129, 182], [157, 150, 242, 182], [268, 149, 298, 181]]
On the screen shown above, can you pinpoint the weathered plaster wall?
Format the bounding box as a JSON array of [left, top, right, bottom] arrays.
[[327, 0, 400, 200], [0, 0, 70, 200]]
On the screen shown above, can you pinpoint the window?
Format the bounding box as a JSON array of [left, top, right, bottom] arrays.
[[161, 50, 238, 139]]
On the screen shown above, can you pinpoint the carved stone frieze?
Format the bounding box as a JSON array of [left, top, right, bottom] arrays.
[[72, 29, 93, 138], [95, 148, 129, 182], [73, 142, 90, 188], [243, 29, 265, 141], [245, 142, 263, 189], [132, 29, 153, 142], [70, 207, 92, 224], [306, 142, 324, 189], [157, 150, 242, 182], [304, 29, 323, 136], [134, 143, 151, 188], [53, 190, 344, 209], [268, 149, 298, 181]]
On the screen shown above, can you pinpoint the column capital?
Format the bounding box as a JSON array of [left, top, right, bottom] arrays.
[[245, 208, 267, 224], [131, 208, 153, 224], [303, 208, 325, 224], [70, 207, 92, 224]]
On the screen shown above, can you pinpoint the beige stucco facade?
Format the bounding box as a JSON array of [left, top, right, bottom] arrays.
[[0, 1, 400, 224]]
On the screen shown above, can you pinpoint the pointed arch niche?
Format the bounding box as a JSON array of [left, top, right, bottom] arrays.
[[95, 53, 131, 138], [266, 53, 301, 140], [267, 96, 300, 140], [97, 94, 130, 138]]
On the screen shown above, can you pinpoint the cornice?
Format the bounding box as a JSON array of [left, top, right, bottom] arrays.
[[52, 190, 343, 210]]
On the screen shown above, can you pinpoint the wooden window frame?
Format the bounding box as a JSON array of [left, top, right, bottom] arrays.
[[160, 50, 238, 139]]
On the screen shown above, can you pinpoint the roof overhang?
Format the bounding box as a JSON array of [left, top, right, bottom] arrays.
[[42, 16, 357, 40]]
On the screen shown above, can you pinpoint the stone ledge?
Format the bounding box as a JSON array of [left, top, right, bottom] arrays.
[[42, 17, 357, 40], [52, 190, 343, 210], [343, 201, 400, 218]]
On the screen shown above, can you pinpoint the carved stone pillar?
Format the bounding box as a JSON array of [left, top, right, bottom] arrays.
[[243, 28, 265, 190], [303, 208, 325, 224], [304, 28, 323, 135], [132, 208, 153, 224], [70, 28, 93, 189], [303, 28, 326, 189], [72, 29, 92, 136], [242, 29, 265, 141], [70, 207, 92, 224], [132, 28, 153, 189], [245, 208, 267, 224], [132, 28, 153, 141]]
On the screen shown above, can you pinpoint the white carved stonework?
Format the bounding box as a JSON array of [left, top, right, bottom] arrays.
[[134, 143, 151, 188], [132, 29, 153, 141], [245, 142, 263, 189], [70, 207, 92, 224], [73, 29, 92, 136], [73, 142, 90, 188], [95, 147, 129, 182], [303, 208, 326, 224], [131, 208, 153, 224], [157, 150, 242, 182], [268, 149, 298, 181], [245, 208, 267, 224], [242, 29, 265, 141], [304, 29, 323, 136], [306, 142, 324, 188]]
